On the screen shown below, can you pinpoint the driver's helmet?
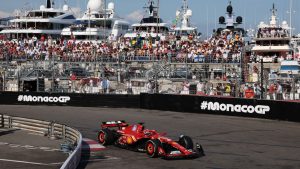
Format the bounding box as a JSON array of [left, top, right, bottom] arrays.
[[136, 124, 144, 133]]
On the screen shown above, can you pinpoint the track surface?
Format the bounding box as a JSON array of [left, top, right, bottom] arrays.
[[0, 129, 68, 169], [1, 105, 300, 169]]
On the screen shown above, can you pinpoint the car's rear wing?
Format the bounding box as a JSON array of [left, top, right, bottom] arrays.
[[101, 120, 128, 129]]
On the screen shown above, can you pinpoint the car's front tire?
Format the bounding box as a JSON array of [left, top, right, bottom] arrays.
[[178, 135, 194, 149]]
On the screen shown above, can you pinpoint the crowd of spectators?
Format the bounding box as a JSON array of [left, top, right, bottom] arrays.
[[257, 28, 289, 38], [0, 29, 244, 64], [179, 79, 300, 101], [249, 54, 296, 63]]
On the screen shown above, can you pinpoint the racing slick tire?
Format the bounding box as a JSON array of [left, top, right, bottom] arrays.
[[145, 139, 161, 158], [178, 135, 194, 150], [98, 128, 115, 145]]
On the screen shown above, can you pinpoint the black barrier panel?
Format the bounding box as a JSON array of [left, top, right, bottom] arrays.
[[1, 92, 300, 122], [0, 92, 140, 108], [256, 99, 300, 122], [140, 94, 300, 122]]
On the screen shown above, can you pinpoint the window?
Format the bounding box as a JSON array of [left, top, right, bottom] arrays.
[[62, 15, 75, 20], [122, 25, 129, 30], [27, 11, 64, 18]]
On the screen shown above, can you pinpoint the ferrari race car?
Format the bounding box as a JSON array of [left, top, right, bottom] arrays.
[[97, 120, 204, 159]]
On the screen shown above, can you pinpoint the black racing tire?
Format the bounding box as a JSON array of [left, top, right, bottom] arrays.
[[97, 128, 115, 145], [145, 139, 161, 158], [178, 135, 194, 150]]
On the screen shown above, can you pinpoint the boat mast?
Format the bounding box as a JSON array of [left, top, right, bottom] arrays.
[[88, 7, 91, 40], [143, 0, 159, 37], [104, 0, 107, 41], [289, 0, 293, 37], [157, 0, 160, 38], [182, 0, 188, 28], [269, 3, 277, 28]]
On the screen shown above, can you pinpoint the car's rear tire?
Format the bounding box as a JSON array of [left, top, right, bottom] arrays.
[[178, 135, 194, 149], [97, 129, 115, 145], [145, 139, 161, 158]]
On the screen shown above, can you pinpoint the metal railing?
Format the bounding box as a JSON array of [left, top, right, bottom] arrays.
[[266, 92, 300, 101], [0, 53, 242, 64], [0, 114, 82, 169]]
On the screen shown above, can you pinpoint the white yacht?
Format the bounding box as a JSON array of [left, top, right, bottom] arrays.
[[251, 4, 293, 63], [61, 0, 129, 42], [0, 0, 76, 39], [124, 0, 170, 44], [172, 0, 199, 41]]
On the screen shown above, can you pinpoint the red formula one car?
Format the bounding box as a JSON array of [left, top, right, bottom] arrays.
[[97, 121, 204, 159]]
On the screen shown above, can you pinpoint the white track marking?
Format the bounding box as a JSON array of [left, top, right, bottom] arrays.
[[0, 158, 63, 166], [23, 145, 34, 148], [39, 147, 51, 150], [80, 156, 120, 162], [9, 144, 20, 148], [43, 149, 57, 152], [5, 144, 61, 152], [0, 142, 8, 145]]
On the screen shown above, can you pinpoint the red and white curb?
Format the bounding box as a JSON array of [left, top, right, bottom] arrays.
[[82, 138, 106, 152]]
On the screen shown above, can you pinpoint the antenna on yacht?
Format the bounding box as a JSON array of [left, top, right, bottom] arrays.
[[218, 1, 243, 30], [144, 0, 157, 17], [47, 0, 53, 8], [227, 1, 233, 15], [182, 0, 192, 28], [269, 3, 277, 28], [149, 1, 154, 16], [271, 3, 277, 16], [47, 0, 51, 8]]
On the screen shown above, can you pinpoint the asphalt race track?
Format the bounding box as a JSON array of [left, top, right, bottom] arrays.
[[1, 105, 300, 169], [0, 129, 67, 169]]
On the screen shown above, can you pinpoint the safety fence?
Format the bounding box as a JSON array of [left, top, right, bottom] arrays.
[[0, 53, 242, 64], [0, 114, 82, 169]]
